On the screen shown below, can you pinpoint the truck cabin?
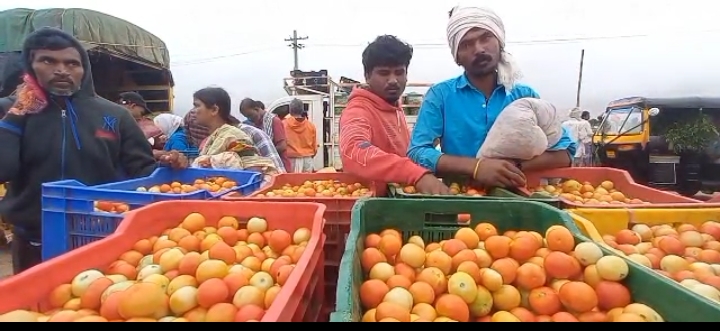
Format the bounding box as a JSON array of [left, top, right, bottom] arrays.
[[90, 52, 173, 114], [598, 97, 649, 138], [601, 97, 720, 194], [0, 8, 173, 114]]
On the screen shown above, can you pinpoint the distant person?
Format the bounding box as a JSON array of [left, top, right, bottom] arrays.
[[0, 28, 186, 273], [339, 35, 446, 194], [562, 108, 593, 166], [188, 106, 286, 172], [580, 111, 594, 165], [240, 98, 291, 171], [238, 123, 287, 172], [284, 99, 317, 173], [273, 104, 308, 121], [183, 107, 210, 147], [191, 87, 279, 179], [118, 92, 162, 141], [153, 114, 196, 153]]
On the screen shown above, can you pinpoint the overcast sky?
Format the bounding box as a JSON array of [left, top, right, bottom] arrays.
[[2, 0, 719, 117]]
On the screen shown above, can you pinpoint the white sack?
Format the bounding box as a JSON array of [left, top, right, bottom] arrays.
[[477, 98, 563, 160]]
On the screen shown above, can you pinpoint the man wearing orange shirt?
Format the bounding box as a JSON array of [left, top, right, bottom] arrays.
[[284, 99, 317, 173]]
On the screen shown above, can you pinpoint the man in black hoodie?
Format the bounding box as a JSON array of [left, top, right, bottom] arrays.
[[0, 28, 187, 274]]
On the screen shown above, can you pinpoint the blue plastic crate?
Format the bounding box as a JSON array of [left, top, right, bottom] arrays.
[[93, 167, 262, 200], [41, 167, 262, 260]]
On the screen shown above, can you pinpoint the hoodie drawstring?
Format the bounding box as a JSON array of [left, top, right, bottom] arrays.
[[59, 99, 81, 179], [65, 99, 82, 150]]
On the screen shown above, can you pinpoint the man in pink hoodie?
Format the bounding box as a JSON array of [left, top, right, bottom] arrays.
[[339, 35, 448, 194]]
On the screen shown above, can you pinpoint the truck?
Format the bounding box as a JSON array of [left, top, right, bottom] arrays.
[[265, 70, 430, 170], [0, 8, 174, 113]]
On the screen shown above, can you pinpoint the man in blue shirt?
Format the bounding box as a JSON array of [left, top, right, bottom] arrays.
[[408, 6, 576, 188]]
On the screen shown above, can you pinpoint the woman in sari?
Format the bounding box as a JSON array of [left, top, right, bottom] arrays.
[[191, 87, 279, 180]]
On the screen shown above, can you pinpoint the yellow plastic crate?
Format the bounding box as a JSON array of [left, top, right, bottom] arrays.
[[568, 207, 720, 237]]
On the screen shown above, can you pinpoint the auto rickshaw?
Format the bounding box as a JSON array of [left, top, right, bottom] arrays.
[[594, 97, 720, 196]]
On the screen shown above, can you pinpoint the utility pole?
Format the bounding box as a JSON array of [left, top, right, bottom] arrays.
[[575, 49, 585, 108], [285, 30, 308, 71]]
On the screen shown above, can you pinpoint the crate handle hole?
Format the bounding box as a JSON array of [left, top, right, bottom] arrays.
[[424, 213, 471, 228]]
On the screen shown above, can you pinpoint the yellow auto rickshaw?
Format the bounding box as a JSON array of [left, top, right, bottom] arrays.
[[594, 97, 720, 196]]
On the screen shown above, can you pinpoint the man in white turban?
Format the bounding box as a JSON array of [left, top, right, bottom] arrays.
[[408, 5, 576, 188]]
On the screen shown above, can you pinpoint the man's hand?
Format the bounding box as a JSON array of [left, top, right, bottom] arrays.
[[415, 173, 450, 195], [152, 150, 169, 159], [474, 158, 526, 188], [194, 156, 211, 168], [159, 150, 189, 169]]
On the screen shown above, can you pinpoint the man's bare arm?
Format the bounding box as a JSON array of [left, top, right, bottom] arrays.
[[436, 155, 479, 177], [520, 150, 572, 172]]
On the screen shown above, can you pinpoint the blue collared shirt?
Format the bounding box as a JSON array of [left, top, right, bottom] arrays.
[[407, 74, 576, 172]]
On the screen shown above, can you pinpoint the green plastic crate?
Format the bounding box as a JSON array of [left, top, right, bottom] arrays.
[[331, 198, 720, 322], [388, 185, 562, 208]]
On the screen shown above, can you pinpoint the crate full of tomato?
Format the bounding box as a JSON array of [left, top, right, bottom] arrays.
[[42, 168, 262, 261]]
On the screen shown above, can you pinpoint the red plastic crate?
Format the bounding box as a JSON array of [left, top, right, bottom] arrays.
[[0, 200, 327, 322], [222, 173, 376, 313], [523, 167, 703, 208]]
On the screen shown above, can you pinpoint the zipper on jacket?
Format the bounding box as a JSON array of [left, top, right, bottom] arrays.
[[61, 109, 67, 179]]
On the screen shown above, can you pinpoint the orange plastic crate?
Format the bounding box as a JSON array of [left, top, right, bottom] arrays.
[[222, 173, 376, 313], [523, 167, 703, 208], [0, 200, 327, 322]]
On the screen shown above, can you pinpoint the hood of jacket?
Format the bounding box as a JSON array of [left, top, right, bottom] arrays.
[[569, 107, 582, 120], [285, 116, 311, 133], [348, 86, 401, 113], [21, 27, 96, 99], [0, 52, 23, 97]]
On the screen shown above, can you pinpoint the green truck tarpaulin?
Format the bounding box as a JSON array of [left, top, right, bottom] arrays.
[[0, 8, 170, 70]]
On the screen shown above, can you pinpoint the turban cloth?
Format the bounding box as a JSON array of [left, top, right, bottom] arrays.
[[447, 6, 523, 91]]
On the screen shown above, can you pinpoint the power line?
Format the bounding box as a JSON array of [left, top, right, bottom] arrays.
[[172, 47, 283, 66], [307, 28, 720, 48], [171, 28, 720, 67]]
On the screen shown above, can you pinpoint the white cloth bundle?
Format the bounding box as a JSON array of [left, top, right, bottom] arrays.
[[478, 98, 563, 160]]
